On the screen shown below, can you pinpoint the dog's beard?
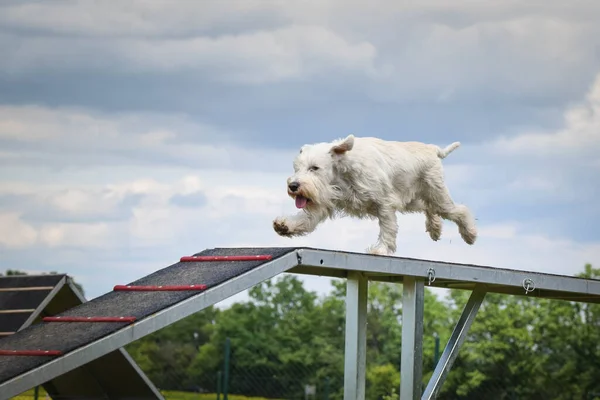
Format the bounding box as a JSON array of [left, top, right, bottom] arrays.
[[289, 178, 339, 212]]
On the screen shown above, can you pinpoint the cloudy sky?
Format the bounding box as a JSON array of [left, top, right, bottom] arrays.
[[0, 0, 599, 306]]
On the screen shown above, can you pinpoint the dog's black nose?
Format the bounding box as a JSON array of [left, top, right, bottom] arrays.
[[288, 182, 300, 192]]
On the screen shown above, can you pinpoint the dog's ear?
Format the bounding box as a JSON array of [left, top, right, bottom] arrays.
[[330, 134, 355, 155]]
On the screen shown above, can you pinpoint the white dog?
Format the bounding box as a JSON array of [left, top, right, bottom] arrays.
[[272, 134, 477, 255]]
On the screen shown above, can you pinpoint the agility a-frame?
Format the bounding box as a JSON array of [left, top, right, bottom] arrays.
[[0, 247, 598, 400], [0, 273, 164, 399]]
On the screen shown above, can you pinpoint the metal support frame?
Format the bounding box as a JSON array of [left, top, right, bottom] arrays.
[[293, 249, 600, 303], [400, 276, 425, 400], [422, 286, 487, 400], [343, 271, 368, 400]]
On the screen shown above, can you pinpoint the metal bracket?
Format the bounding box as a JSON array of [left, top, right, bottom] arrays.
[[427, 268, 436, 286], [522, 278, 536, 294]]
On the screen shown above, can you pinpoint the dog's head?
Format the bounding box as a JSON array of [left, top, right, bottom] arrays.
[[286, 134, 355, 210]]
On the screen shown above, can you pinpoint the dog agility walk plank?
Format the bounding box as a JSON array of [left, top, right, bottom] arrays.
[[0, 247, 298, 399], [2, 247, 600, 400]]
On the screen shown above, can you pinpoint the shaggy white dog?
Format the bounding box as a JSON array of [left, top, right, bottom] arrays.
[[272, 134, 477, 255]]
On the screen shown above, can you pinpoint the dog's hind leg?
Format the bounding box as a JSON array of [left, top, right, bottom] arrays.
[[425, 210, 443, 241], [403, 199, 442, 242], [422, 167, 477, 245]]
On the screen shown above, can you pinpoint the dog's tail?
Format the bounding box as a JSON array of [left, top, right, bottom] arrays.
[[437, 142, 461, 159]]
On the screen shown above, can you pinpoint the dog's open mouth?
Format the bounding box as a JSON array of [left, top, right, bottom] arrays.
[[295, 195, 311, 209]]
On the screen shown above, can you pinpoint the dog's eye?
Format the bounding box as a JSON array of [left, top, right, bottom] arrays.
[[309, 166, 319, 172]]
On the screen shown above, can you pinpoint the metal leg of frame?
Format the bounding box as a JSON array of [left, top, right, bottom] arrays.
[[400, 276, 425, 400], [421, 286, 487, 400], [343, 271, 368, 400]]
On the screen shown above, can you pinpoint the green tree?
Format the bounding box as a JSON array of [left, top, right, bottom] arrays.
[[189, 274, 338, 398], [527, 264, 600, 400], [366, 363, 400, 400], [125, 307, 219, 391], [439, 263, 600, 400]]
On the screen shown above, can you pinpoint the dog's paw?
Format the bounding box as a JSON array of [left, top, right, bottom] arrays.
[[366, 244, 394, 256], [273, 218, 293, 237], [426, 225, 442, 241], [425, 214, 443, 241], [427, 230, 441, 241], [459, 225, 477, 245]]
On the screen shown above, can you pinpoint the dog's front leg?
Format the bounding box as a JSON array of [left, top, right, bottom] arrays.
[[367, 208, 398, 255], [273, 210, 326, 238]]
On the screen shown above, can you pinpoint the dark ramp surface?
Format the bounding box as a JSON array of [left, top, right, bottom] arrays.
[[0, 247, 296, 384], [0, 314, 30, 333], [0, 275, 63, 289], [0, 290, 49, 311]]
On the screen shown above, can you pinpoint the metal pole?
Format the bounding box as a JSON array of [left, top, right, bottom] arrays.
[[223, 337, 231, 400], [434, 333, 440, 366], [343, 270, 368, 400], [33, 386, 39, 400], [324, 376, 330, 400], [217, 370, 222, 400], [400, 276, 424, 400], [422, 287, 486, 400]]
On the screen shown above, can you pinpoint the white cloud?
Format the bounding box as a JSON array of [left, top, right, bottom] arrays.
[[0, 104, 295, 171], [0, 212, 37, 248], [0, 25, 379, 84], [0, 170, 288, 250], [0, 105, 119, 142], [50, 188, 129, 216], [493, 72, 600, 157], [124, 25, 379, 83], [4, 0, 596, 40], [2, 0, 598, 96], [38, 222, 115, 248], [0, 1, 287, 37]]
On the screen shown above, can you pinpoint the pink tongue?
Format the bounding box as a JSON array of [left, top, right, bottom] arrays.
[[295, 196, 308, 209]]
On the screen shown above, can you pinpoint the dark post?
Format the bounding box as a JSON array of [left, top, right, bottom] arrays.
[[323, 377, 330, 400], [217, 370, 222, 400], [433, 333, 440, 366], [223, 337, 231, 400], [33, 386, 39, 400]]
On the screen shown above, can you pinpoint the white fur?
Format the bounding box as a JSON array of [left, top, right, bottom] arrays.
[[272, 134, 478, 255]]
